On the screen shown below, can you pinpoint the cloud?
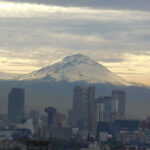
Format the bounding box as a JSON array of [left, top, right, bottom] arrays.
[[101, 52, 150, 85], [0, 17, 150, 51], [0, 1, 150, 22], [3, 0, 150, 11], [0, 0, 150, 85]]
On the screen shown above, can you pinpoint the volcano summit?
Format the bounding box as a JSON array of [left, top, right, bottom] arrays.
[[15, 53, 130, 86]]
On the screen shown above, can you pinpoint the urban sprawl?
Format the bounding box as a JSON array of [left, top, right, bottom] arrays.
[[0, 86, 150, 150]]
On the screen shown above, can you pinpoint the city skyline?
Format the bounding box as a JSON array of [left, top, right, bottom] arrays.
[[0, 0, 150, 86], [0, 1, 150, 149]]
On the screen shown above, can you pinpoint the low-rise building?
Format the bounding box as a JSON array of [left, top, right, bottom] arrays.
[[21, 139, 51, 150]]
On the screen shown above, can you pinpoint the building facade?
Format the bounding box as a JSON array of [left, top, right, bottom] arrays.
[[45, 106, 57, 127], [96, 97, 113, 122], [72, 86, 96, 133], [8, 88, 25, 120], [112, 90, 126, 119]]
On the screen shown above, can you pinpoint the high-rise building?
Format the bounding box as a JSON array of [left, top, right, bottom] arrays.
[[97, 103, 105, 122], [29, 110, 40, 130], [45, 106, 56, 127], [8, 88, 25, 120], [112, 90, 126, 118], [72, 86, 96, 133], [96, 97, 113, 122]]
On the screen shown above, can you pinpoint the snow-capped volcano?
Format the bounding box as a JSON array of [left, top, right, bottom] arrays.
[[15, 53, 130, 85]]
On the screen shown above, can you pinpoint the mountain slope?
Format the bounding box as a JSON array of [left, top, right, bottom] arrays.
[[15, 53, 130, 85]]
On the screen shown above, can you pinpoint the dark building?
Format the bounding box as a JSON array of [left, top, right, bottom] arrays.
[[115, 120, 139, 131], [8, 88, 25, 120], [112, 90, 126, 118], [97, 122, 113, 132], [45, 106, 56, 127], [21, 139, 51, 150], [96, 122, 116, 141], [72, 86, 96, 133], [48, 127, 72, 141]]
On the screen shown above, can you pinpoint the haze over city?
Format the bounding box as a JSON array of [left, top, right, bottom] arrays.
[[0, 1, 150, 150], [0, 0, 150, 86]]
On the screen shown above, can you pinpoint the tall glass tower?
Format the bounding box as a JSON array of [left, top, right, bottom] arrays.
[[8, 88, 25, 120]]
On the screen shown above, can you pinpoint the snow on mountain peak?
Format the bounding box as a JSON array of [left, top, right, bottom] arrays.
[[62, 53, 104, 68], [15, 53, 130, 85], [64, 53, 93, 63]]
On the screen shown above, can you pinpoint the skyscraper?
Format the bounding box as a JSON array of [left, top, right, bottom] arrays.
[[72, 86, 96, 133], [96, 97, 113, 122], [112, 90, 126, 118], [45, 106, 57, 127], [8, 88, 25, 120]]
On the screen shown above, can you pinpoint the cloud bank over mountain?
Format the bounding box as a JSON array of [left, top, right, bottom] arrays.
[[0, 0, 150, 85]]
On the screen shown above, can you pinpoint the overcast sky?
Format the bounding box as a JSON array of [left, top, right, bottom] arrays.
[[0, 0, 150, 85]]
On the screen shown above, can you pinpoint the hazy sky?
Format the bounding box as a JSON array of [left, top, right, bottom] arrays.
[[0, 0, 150, 85]]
